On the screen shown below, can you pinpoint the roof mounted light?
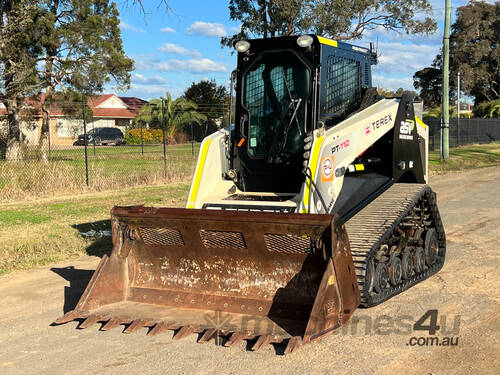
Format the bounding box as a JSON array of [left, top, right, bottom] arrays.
[[234, 40, 251, 53], [297, 35, 314, 48]]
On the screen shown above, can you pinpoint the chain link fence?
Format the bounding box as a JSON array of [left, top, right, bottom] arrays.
[[0, 141, 201, 202], [425, 118, 500, 151], [0, 100, 212, 202]]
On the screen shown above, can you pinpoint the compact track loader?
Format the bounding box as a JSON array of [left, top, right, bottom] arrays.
[[55, 35, 446, 354]]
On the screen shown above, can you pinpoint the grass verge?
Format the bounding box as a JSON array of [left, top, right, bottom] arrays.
[[0, 183, 190, 275], [429, 142, 500, 173]]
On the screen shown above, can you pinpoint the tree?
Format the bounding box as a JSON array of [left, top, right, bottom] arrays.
[[222, 0, 437, 47], [0, 1, 41, 161], [135, 93, 206, 138], [413, 67, 442, 109], [377, 87, 418, 98], [474, 99, 500, 118], [183, 80, 228, 137], [0, 0, 133, 161], [449, 1, 499, 105], [37, 0, 134, 159]]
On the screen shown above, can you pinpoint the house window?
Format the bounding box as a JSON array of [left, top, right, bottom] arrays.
[[116, 118, 130, 128]]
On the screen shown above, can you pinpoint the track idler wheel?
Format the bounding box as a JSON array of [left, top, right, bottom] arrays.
[[401, 249, 413, 279], [365, 260, 375, 294], [374, 263, 389, 293], [413, 247, 426, 273], [389, 256, 402, 286], [424, 229, 439, 266]]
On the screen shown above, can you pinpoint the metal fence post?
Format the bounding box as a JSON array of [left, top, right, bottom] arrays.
[[82, 95, 89, 187], [140, 121, 144, 156], [161, 99, 167, 178]]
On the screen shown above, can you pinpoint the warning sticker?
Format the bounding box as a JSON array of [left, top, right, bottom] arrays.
[[321, 156, 334, 182]]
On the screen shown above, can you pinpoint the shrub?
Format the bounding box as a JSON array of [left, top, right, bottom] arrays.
[[126, 129, 191, 145], [125, 129, 164, 144]]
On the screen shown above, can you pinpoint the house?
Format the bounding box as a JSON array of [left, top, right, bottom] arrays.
[[0, 94, 148, 146]]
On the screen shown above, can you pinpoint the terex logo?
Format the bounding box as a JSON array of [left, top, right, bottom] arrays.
[[365, 114, 393, 135]]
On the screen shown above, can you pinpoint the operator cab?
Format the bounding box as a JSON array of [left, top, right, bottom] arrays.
[[230, 35, 377, 193]]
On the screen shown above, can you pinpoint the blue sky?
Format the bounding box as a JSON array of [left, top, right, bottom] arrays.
[[114, 0, 492, 100]]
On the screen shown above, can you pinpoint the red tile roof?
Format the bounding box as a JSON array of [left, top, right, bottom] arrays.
[[0, 94, 147, 118]]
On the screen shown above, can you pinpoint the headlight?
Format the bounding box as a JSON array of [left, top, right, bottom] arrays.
[[234, 40, 251, 53], [297, 35, 314, 48]]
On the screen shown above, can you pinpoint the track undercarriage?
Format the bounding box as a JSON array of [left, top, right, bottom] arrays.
[[346, 183, 446, 307]]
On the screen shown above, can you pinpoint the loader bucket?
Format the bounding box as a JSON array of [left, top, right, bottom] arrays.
[[55, 206, 360, 353]]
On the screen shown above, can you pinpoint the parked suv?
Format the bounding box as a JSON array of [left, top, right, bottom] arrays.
[[74, 127, 125, 146]]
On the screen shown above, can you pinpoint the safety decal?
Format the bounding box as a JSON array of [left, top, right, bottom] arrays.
[[399, 119, 415, 140], [321, 156, 334, 182]]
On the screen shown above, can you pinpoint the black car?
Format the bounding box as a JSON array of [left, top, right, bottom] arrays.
[[74, 127, 125, 146]]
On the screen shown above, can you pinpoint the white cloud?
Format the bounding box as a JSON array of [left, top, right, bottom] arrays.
[[134, 54, 227, 74], [119, 21, 146, 34], [185, 21, 227, 37], [158, 43, 202, 58], [132, 73, 168, 85], [154, 58, 227, 73], [160, 26, 176, 34], [229, 25, 241, 34], [372, 75, 414, 91], [374, 41, 440, 74], [126, 85, 187, 100]]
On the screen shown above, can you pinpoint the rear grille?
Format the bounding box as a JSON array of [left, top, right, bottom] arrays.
[[200, 230, 246, 249], [264, 234, 313, 254], [139, 227, 184, 246]]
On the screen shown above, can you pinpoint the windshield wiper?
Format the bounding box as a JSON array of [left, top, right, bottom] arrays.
[[278, 98, 302, 154], [281, 68, 303, 137], [266, 67, 304, 163]]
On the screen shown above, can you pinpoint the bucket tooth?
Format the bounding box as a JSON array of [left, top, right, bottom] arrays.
[[79, 314, 105, 329], [147, 321, 169, 337], [53, 310, 83, 325], [101, 317, 128, 331], [123, 319, 153, 334], [224, 331, 250, 347], [284, 337, 302, 355], [198, 328, 218, 344], [251, 334, 277, 351], [173, 325, 196, 340]]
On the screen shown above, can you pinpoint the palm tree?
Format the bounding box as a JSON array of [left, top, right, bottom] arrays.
[[135, 92, 206, 137]]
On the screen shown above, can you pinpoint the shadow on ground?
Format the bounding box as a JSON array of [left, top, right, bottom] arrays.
[[72, 220, 112, 257], [50, 221, 113, 315], [51, 266, 94, 313]]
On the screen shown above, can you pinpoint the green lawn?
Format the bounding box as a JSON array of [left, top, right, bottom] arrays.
[[429, 142, 500, 173]]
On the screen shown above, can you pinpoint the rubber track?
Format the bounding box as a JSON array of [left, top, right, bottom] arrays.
[[345, 183, 446, 308]]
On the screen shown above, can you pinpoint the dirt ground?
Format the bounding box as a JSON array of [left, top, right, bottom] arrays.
[[0, 167, 499, 374]]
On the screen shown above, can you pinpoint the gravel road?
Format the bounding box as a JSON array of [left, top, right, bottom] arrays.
[[0, 167, 499, 374]]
